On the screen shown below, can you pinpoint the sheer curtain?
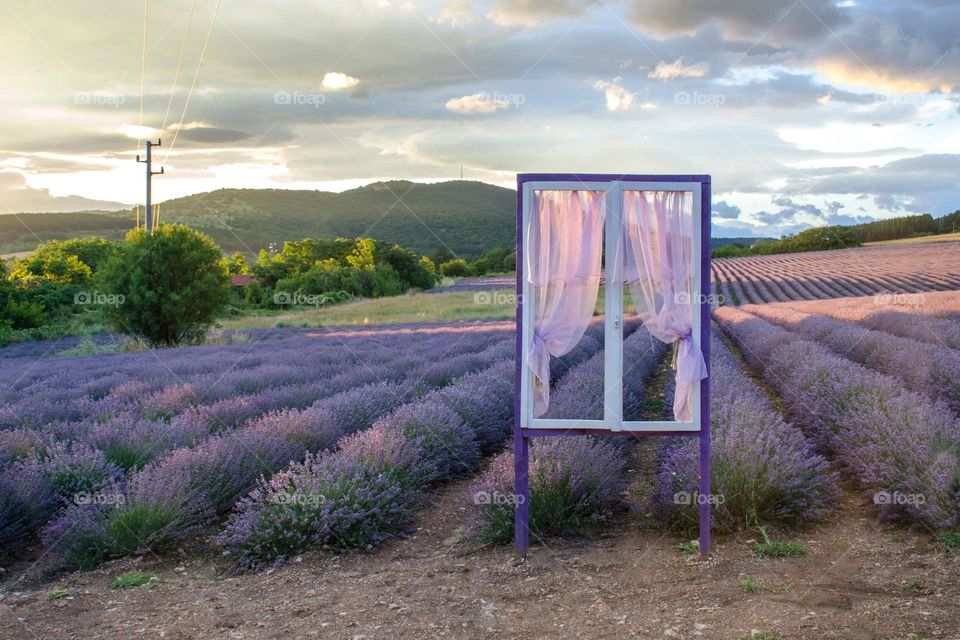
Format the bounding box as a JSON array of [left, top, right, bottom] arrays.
[[621, 190, 706, 421], [526, 190, 605, 417]]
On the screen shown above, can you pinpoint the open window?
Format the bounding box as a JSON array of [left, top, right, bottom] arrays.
[[518, 177, 708, 433]]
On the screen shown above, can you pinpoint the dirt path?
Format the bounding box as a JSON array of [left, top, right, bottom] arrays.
[[1, 480, 957, 640]]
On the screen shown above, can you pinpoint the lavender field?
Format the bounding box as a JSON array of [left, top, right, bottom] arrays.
[[1, 288, 959, 637]]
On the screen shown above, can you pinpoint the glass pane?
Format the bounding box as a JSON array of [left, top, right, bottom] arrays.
[[619, 189, 697, 424], [527, 189, 606, 421]]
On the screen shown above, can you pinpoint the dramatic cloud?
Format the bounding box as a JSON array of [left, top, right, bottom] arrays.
[[0, 0, 955, 238]]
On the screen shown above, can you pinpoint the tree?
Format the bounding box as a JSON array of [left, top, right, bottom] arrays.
[[430, 246, 455, 269], [98, 224, 230, 347], [440, 258, 472, 277], [227, 252, 250, 275]]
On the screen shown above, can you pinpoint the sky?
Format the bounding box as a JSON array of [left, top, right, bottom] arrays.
[[0, 0, 958, 238]]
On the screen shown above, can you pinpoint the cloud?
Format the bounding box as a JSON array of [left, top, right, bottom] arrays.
[[0, 170, 130, 213], [445, 92, 510, 114], [712, 200, 741, 219], [322, 72, 361, 91], [433, 0, 475, 26], [487, 0, 596, 26], [628, 0, 849, 41], [594, 80, 635, 111], [648, 58, 710, 80]]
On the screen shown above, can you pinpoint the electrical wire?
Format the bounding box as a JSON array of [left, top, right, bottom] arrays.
[[160, 0, 198, 132], [163, 0, 223, 163]]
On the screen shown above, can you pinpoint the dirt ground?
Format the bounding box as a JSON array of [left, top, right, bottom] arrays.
[[1, 480, 957, 640]]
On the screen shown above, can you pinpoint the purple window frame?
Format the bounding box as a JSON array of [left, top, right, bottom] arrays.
[[513, 173, 712, 559]]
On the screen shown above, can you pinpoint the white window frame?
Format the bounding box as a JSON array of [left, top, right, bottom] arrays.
[[520, 180, 703, 433]]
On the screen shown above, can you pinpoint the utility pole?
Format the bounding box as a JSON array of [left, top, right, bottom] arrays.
[[136, 139, 164, 233]]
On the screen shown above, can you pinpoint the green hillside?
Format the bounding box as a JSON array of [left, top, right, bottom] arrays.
[[0, 180, 516, 258]]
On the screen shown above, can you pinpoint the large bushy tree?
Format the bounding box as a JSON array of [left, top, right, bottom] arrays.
[[98, 224, 229, 346]]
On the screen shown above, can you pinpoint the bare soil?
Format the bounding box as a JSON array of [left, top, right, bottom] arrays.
[[2, 479, 957, 640]]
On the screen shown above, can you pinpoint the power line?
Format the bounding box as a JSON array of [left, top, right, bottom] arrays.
[[160, 0, 199, 132], [163, 0, 223, 163], [136, 0, 149, 148]]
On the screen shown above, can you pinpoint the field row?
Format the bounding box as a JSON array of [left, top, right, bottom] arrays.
[[712, 241, 960, 305]]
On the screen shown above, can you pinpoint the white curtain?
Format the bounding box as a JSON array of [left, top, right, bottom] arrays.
[[621, 190, 706, 421], [526, 190, 605, 417]]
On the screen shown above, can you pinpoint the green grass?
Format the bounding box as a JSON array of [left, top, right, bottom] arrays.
[[675, 540, 700, 556], [47, 587, 73, 600], [110, 572, 155, 589], [936, 532, 960, 555], [738, 633, 778, 640], [738, 578, 764, 593], [752, 527, 806, 559], [221, 289, 516, 328]]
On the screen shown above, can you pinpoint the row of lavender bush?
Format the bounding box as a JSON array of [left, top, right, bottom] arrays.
[[211, 321, 618, 570], [650, 333, 838, 532], [714, 306, 960, 530], [0, 325, 511, 431], [780, 294, 960, 351], [468, 327, 666, 542], [1, 330, 513, 562], [745, 304, 960, 415], [216, 359, 518, 570]]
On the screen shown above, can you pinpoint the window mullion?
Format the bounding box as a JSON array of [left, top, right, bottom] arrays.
[[603, 182, 624, 431]]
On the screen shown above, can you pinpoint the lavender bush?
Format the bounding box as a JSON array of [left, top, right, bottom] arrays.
[[747, 305, 960, 414], [218, 427, 428, 570], [468, 437, 628, 544], [650, 334, 839, 533], [714, 306, 960, 530], [424, 359, 515, 454], [375, 400, 479, 480]]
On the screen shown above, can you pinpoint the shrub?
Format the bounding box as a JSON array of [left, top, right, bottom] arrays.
[[468, 437, 628, 544], [219, 430, 427, 571], [715, 306, 960, 530], [0, 464, 57, 554], [426, 360, 514, 453], [650, 335, 838, 533], [97, 224, 230, 346], [376, 400, 479, 481], [439, 258, 472, 278]]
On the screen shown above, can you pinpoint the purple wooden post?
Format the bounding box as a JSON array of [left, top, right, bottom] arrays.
[[698, 178, 712, 559], [514, 175, 530, 558]]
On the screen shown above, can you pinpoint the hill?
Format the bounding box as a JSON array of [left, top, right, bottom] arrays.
[[0, 181, 517, 258]]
